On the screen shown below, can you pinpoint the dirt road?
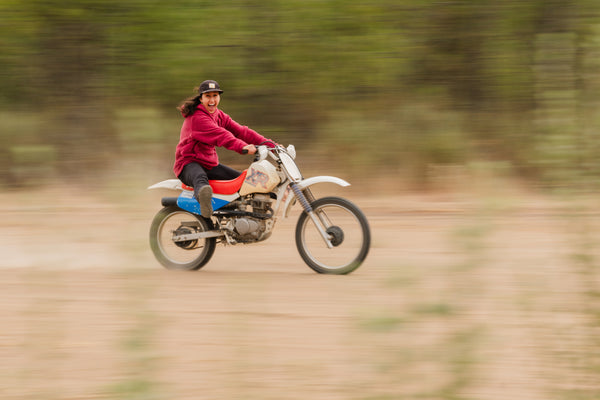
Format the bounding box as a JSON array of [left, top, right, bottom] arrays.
[[1, 186, 600, 399]]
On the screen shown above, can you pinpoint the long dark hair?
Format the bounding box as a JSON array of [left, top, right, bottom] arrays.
[[178, 87, 201, 117]]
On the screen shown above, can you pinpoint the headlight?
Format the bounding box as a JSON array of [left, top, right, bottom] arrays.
[[279, 151, 302, 182]]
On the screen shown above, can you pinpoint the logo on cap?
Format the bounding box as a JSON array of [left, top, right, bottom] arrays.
[[209, 83, 216, 89]]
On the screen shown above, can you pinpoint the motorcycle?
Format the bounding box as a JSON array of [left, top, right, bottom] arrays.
[[147, 144, 370, 274]]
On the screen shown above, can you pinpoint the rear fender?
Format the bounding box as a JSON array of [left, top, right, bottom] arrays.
[[282, 176, 350, 218], [147, 179, 185, 191]]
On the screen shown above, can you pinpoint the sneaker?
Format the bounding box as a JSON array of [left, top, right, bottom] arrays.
[[197, 185, 213, 218]]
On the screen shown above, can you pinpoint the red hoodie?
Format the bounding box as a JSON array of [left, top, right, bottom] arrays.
[[173, 104, 270, 177]]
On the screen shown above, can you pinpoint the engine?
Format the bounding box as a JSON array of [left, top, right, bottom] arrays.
[[218, 193, 275, 243], [233, 217, 266, 241]]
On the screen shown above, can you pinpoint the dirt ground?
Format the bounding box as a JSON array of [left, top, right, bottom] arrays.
[[2, 184, 600, 400]]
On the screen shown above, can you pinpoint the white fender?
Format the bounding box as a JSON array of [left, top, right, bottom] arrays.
[[282, 175, 351, 218], [147, 179, 185, 191]]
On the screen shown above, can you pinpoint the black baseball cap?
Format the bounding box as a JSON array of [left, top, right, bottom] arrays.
[[198, 80, 223, 94]]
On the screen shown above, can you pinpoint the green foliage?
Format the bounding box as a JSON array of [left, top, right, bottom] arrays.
[[1, 0, 600, 187]]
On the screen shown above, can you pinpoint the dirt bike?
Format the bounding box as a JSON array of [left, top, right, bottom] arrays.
[[148, 144, 370, 274]]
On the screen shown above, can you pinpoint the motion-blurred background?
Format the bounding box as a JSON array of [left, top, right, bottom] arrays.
[[3, 2, 600, 400], [2, 0, 600, 190]]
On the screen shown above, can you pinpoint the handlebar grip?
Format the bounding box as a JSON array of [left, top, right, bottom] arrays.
[[242, 149, 248, 154]]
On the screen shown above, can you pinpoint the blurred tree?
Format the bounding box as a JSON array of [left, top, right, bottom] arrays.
[[3, 0, 120, 176], [0, 0, 599, 187]]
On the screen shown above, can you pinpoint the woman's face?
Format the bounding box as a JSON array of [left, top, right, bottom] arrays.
[[201, 92, 220, 114]]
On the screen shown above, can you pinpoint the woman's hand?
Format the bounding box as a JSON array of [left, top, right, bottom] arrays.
[[243, 144, 257, 155]]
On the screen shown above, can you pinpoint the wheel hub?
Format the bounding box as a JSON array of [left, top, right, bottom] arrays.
[[172, 226, 198, 249], [326, 226, 344, 247]]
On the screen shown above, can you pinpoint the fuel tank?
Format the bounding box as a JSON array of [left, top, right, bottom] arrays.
[[239, 160, 281, 196]]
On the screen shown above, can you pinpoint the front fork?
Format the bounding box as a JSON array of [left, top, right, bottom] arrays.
[[290, 183, 334, 249]]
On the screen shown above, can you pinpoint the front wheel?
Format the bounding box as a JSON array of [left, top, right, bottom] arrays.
[[149, 206, 216, 271], [295, 197, 370, 274]]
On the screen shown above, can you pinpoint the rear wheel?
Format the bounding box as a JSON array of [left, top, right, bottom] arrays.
[[295, 197, 370, 274], [149, 206, 216, 270]]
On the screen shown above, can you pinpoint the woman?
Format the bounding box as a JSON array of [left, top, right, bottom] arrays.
[[173, 80, 275, 218]]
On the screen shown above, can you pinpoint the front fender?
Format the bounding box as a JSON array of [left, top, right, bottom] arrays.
[[282, 176, 351, 218], [296, 176, 351, 190]]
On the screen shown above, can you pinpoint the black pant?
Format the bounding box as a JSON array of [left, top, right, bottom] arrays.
[[178, 162, 241, 196]]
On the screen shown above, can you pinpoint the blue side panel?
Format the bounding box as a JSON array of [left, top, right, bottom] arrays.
[[212, 196, 232, 211], [176, 191, 236, 215], [177, 192, 202, 215]]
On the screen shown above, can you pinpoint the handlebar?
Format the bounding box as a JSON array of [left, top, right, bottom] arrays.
[[242, 143, 296, 161]]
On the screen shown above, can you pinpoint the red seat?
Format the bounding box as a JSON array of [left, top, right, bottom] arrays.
[[180, 170, 248, 195], [209, 170, 248, 195]]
